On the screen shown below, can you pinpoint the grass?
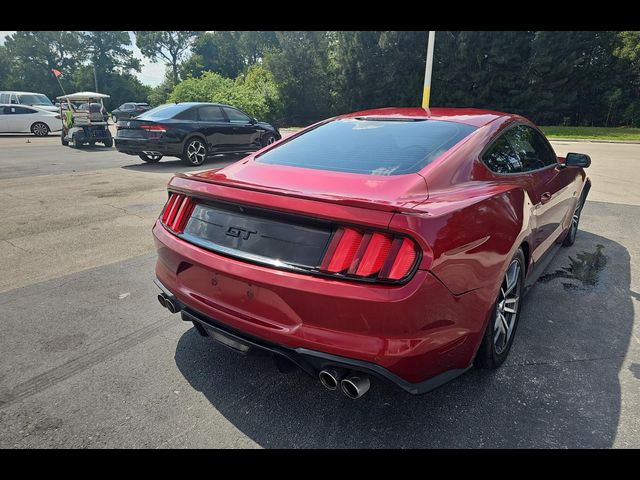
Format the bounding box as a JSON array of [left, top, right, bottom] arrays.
[[540, 126, 640, 141]]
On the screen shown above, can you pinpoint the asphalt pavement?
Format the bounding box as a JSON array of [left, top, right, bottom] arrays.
[[0, 132, 638, 448]]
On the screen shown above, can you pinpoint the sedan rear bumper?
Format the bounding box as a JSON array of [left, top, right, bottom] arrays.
[[115, 138, 183, 156]]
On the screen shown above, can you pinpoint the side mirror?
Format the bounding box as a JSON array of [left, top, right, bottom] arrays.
[[565, 152, 591, 168], [250, 117, 257, 124]]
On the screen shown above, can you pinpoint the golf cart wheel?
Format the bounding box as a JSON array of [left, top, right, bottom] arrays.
[[70, 133, 81, 149], [103, 138, 113, 148], [31, 122, 50, 137], [61, 133, 69, 146], [138, 152, 163, 163]]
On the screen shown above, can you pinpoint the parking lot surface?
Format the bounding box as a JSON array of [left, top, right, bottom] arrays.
[[0, 132, 638, 448]]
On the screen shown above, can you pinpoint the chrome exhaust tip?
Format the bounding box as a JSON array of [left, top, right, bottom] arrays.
[[340, 374, 371, 399], [157, 294, 167, 308], [319, 368, 346, 391], [165, 298, 179, 314]]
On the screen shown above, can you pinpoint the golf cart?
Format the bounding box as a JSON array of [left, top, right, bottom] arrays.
[[57, 92, 113, 148]]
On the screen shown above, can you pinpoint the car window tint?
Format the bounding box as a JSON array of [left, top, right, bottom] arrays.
[[12, 106, 35, 114], [505, 125, 557, 172], [257, 118, 477, 175], [137, 104, 191, 120], [482, 134, 523, 174], [223, 107, 250, 123], [199, 106, 226, 122], [174, 107, 197, 121]]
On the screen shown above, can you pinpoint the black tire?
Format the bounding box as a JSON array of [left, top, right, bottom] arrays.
[[70, 133, 80, 149], [103, 138, 113, 148], [562, 194, 585, 247], [261, 133, 277, 147], [181, 137, 207, 166], [138, 152, 163, 163], [31, 122, 50, 136], [61, 133, 68, 146], [475, 248, 525, 369]]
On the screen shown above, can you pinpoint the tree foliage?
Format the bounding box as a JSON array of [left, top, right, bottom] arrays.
[[134, 31, 199, 85]]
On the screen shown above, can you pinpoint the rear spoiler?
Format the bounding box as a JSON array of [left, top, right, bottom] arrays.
[[170, 173, 427, 214]]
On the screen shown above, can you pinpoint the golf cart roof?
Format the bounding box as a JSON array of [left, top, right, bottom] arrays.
[[57, 92, 110, 101]]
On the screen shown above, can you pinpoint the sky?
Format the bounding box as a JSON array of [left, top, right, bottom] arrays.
[[0, 31, 166, 87]]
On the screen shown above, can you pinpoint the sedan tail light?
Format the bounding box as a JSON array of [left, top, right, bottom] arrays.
[[140, 124, 168, 133], [160, 193, 196, 233], [320, 226, 419, 282]]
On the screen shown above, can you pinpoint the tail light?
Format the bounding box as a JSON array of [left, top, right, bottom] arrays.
[[160, 192, 196, 233], [140, 124, 167, 133], [320, 226, 420, 282]]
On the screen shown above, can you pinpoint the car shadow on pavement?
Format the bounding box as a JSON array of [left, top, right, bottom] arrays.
[[121, 154, 245, 174], [174, 229, 633, 448]]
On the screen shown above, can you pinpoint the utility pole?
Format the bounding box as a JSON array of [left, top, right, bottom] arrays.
[[422, 31, 436, 109], [93, 64, 99, 92]]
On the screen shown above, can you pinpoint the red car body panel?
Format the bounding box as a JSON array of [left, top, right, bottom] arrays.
[[153, 107, 590, 392]]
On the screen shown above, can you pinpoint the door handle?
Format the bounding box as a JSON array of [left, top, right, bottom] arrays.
[[540, 192, 552, 204]]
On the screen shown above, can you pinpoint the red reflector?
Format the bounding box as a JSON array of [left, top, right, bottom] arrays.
[[324, 228, 363, 273], [355, 232, 393, 277], [387, 238, 417, 280]]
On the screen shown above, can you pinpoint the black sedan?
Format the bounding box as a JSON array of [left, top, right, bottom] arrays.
[[114, 102, 281, 166], [111, 102, 151, 122]]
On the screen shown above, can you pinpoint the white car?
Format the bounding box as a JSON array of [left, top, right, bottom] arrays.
[[0, 104, 63, 136], [0, 91, 59, 113]]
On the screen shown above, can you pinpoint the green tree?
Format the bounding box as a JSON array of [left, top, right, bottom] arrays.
[[264, 31, 333, 125], [82, 31, 141, 92], [181, 31, 244, 79], [4, 31, 85, 99], [134, 31, 199, 85]]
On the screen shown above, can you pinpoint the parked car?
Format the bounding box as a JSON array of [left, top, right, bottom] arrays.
[[151, 107, 592, 398], [111, 102, 151, 122], [0, 91, 59, 112], [0, 104, 62, 135], [114, 102, 280, 166]]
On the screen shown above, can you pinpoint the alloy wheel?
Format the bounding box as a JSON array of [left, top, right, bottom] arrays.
[[32, 122, 49, 136], [494, 259, 521, 355], [187, 140, 206, 165]]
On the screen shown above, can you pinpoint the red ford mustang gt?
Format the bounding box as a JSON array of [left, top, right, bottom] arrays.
[[153, 107, 591, 398]]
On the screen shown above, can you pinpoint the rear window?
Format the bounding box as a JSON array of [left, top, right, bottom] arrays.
[[256, 118, 477, 175], [137, 104, 190, 120]]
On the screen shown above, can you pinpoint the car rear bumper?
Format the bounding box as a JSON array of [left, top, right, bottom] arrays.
[[158, 278, 469, 394], [115, 138, 182, 156], [153, 220, 490, 390]]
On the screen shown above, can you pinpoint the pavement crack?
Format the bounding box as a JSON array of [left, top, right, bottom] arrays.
[[2, 239, 31, 253], [104, 203, 145, 219]]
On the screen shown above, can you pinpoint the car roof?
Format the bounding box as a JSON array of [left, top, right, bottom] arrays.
[[338, 107, 516, 128], [0, 91, 47, 95]]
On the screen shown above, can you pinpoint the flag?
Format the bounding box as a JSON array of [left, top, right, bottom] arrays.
[[51, 68, 62, 78]]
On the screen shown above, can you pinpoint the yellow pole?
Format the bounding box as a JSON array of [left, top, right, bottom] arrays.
[[422, 31, 436, 109]]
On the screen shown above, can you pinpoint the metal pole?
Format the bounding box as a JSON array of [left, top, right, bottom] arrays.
[[422, 31, 436, 109]]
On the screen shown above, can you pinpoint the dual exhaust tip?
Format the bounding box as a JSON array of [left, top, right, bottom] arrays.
[[319, 368, 371, 399], [157, 293, 180, 314]]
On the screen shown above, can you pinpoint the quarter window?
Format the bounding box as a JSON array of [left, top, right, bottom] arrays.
[[482, 134, 522, 174], [504, 125, 557, 172]]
